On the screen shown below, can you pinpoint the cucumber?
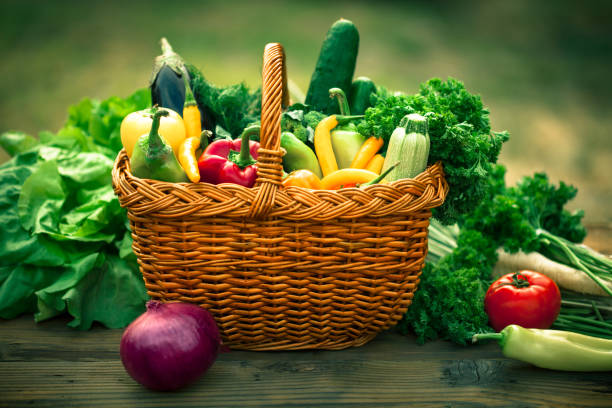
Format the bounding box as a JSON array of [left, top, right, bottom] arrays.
[[305, 19, 359, 114], [349, 76, 376, 115]]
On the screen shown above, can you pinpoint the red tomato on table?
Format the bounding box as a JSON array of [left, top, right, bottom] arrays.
[[484, 270, 561, 332]]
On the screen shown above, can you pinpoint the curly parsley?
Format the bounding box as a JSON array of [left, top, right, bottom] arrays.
[[357, 78, 509, 224], [401, 165, 610, 345]]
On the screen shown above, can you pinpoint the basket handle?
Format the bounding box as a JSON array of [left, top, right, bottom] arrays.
[[248, 43, 285, 218]]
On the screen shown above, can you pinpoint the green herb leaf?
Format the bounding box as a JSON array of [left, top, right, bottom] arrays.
[[357, 78, 509, 225]]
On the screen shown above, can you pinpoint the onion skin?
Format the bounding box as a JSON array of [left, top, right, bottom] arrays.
[[120, 301, 221, 391]]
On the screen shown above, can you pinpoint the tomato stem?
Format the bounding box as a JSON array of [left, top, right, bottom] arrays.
[[494, 272, 530, 290]]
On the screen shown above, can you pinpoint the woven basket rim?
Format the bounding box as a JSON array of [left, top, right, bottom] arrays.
[[112, 148, 448, 221]]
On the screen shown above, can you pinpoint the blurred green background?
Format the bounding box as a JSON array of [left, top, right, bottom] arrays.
[[1, 0, 610, 223]]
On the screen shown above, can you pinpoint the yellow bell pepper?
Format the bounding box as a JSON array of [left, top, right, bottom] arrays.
[[120, 107, 186, 158]]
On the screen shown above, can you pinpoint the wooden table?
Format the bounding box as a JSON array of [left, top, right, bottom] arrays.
[[1, 316, 611, 408], [1, 226, 611, 408]]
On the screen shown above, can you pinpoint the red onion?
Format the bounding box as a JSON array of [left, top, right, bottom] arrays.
[[120, 300, 221, 391]]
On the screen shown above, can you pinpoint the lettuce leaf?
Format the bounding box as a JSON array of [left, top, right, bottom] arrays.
[[0, 89, 150, 329]]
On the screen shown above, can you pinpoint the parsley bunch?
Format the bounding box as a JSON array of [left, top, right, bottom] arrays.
[[401, 165, 612, 345], [358, 78, 509, 224], [398, 229, 498, 344], [462, 166, 610, 296], [462, 166, 587, 253]]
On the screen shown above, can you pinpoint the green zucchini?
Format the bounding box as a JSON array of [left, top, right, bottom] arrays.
[[382, 113, 430, 181], [349, 76, 376, 115], [305, 19, 359, 114]]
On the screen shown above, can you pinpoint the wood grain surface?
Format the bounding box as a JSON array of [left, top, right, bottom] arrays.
[[1, 314, 611, 408]]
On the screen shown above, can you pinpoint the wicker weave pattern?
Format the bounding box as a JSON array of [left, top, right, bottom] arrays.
[[112, 43, 448, 350]]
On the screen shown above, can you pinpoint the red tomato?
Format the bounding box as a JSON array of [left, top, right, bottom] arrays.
[[484, 270, 561, 332]]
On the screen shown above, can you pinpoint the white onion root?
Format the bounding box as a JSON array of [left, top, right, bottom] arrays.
[[492, 249, 612, 296]]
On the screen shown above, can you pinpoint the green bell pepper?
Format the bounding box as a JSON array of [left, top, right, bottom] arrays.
[[130, 107, 188, 182], [473, 324, 612, 372], [329, 88, 366, 169]]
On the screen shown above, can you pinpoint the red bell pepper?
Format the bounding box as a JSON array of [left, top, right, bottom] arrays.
[[197, 126, 260, 187]]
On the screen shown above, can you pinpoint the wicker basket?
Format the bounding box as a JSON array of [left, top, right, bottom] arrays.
[[112, 43, 448, 350]]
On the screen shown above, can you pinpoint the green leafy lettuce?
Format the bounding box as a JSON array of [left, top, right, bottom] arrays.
[[0, 89, 150, 329]]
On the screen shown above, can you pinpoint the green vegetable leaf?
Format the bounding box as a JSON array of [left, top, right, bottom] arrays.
[[0, 264, 61, 319], [400, 228, 497, 344], [18, 160, 66, 234], [0, 89, 149, 329], [54, 151, 114, 187], [280, 110, 310, 145], [214, 125, 233, 141], [0, 131, 39, 157], [62, 254, 147, 329], [34, 253, 101, 322], [188, 64, 261, 137], [512, 173, 586, 243], [0, 163, 71, 267], [116, 226, 136, 261], [58, 186, 122, 243], [461, 165, 586, 253], [304, 111, 326, 132]]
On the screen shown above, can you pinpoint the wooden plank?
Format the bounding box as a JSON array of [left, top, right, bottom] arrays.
[[0, 359, 610, 408], [0, 315, 501, 363], [1, 316, 611, 408]]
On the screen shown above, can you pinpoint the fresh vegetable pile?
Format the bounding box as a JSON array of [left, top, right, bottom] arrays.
[[400, 164, 612, 345], [116, 21, 508, 221], [1, 18, 610, 375], [357, 79, 508, 224]]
